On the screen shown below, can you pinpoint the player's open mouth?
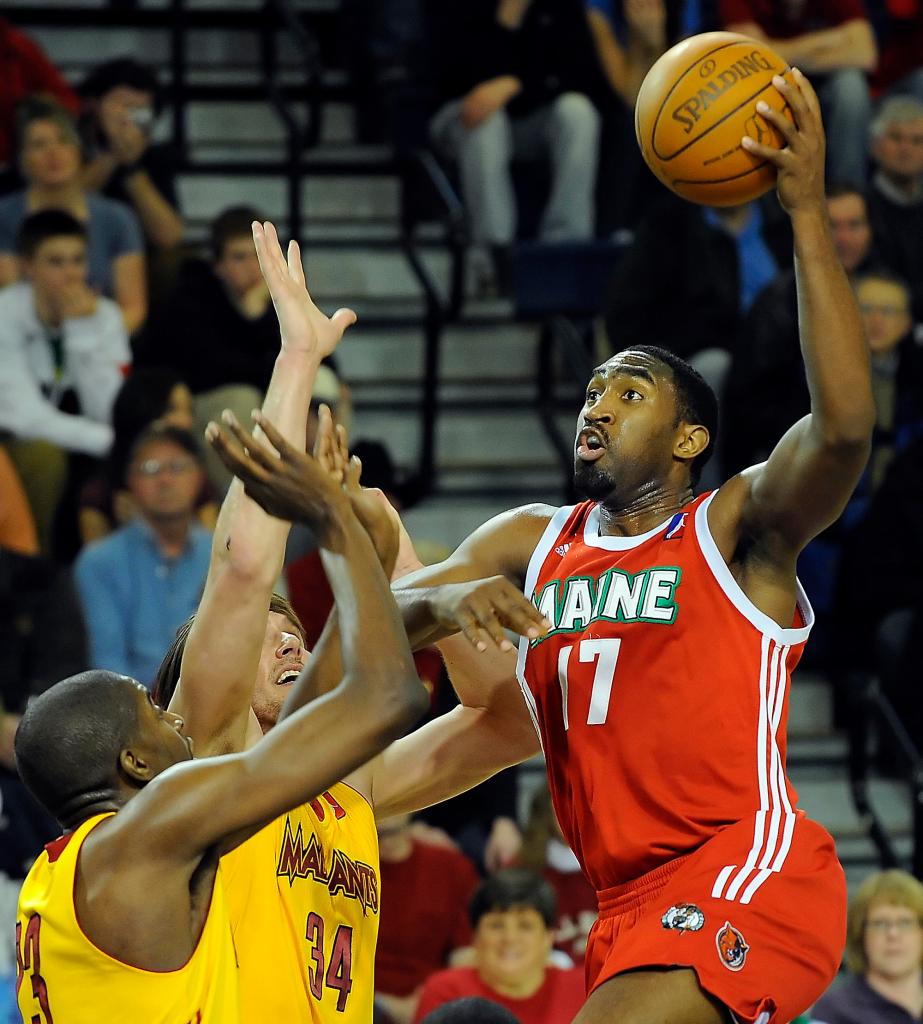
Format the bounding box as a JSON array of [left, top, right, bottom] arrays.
[[275, 669, 301, 687], [576, 428, 607, 462]]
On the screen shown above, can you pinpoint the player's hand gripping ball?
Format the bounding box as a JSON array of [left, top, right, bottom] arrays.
[[635, 31, 795, 205]]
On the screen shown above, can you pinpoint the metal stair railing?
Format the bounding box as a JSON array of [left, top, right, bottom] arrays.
[[847, 673, 923, 877]]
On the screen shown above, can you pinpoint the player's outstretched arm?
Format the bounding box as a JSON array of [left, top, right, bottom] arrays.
[[391, 508, 555, 651], [116, 423, 428, 861], [711, 69, 874, 561], [166, 221, 356, 757]]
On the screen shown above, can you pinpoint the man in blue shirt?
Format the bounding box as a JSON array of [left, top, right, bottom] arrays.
[[74, 423, 211, 686]]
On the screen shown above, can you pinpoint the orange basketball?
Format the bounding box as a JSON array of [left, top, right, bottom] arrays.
[[635, 32, 795, 206]]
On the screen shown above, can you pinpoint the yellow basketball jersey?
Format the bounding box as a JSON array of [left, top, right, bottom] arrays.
[[221, 781, 379, 1023], [16, 812, 240, 1024]]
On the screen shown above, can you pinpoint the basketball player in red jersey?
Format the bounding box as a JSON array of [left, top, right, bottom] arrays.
[[393, 70, 872, 1023]]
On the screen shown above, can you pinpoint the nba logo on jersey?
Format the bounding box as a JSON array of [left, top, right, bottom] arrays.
[[715, 921, 749, 971], [555, 543, 571, 556]]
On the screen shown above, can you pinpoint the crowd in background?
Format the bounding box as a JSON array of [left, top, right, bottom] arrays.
[[0, 0, 922, 1021]]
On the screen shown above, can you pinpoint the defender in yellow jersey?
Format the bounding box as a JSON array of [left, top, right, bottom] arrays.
[[14, 394, 427, 1024], [155, 219, 543, 1023]]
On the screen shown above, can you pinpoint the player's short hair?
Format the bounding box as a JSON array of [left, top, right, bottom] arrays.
[[15, 671, 142, 828], [870, 95, 923, 141], [15, 97, 82, 171], [845, 869, 923, 974], [420, 998, 522, 1024], [620, 345, 718, 486], [152, 593, 307, 708], [210, 205, 265, 261], [469, 868, 557, 929], [16, 209, 87, 260], [79, 58, 164, 115]]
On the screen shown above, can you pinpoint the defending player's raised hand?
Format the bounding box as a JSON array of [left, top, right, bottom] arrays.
[[313, 404, 402, 574], [430, 575, 551, 652], [252, 220, 356, 358], [205, 408, 348, 538], [741, 68, 826, 216]]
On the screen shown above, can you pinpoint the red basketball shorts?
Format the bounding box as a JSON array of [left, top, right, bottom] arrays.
[[584, 812, 847, 1023]]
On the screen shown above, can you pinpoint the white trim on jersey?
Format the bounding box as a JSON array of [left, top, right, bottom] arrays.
[[583, 504, 679, 550], [515, 504, 576, 748], [694, 492, 814, 645], [712, 635, 797, 906]]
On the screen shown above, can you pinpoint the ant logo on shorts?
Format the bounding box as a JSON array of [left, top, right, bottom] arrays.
[[661, 903, 705, 933], [716, 921, 749, 971]]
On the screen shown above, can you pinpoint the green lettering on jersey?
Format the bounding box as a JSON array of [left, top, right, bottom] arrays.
[[531, 566, 682, 643]]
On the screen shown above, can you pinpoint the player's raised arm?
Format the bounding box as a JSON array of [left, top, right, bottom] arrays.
[[165, 221, 356, 756], [711, 69, 875, 558], [115, 423, 428, 861]]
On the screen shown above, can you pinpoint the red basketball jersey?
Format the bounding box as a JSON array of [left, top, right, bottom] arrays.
[[517, 492, 814, 895]]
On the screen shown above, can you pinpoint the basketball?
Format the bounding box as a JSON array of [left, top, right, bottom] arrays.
[[635, 32, 795, 206]]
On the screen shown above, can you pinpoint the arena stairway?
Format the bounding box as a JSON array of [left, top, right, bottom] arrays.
[[10, 0, 913, 887]]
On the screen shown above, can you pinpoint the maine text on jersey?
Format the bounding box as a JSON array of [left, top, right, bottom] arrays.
[[532, 565, 682, 640], [276, 816, 379, 915]]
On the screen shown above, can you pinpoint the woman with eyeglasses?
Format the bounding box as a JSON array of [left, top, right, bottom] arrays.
[[810, 869, 923, 1024]]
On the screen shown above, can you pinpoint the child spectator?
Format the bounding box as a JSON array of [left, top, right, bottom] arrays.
[[74, 424, 211, 687], [0, 210, 130, 554], [0, 98, 147, 333], [413, 870, 585, 1024]]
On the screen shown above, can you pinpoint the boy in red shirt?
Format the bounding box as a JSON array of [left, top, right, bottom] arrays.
[[414, 870, 584, 1024]]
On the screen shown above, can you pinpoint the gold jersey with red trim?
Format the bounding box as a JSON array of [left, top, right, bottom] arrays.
[[517, 492, 815, 895], [16, 813, 240, 1024], [220, 780, 379, 1023]]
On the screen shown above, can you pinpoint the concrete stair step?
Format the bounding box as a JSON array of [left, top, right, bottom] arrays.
[[788, 671, 834, 737], [795, 777, 912, 839]]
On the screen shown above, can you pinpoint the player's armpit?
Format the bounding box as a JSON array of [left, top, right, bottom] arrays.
[[367, 702, 541, 821]]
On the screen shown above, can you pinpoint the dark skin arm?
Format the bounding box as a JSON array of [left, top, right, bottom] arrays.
[[76, 429, 428, 972], [706, 69, 874, 624]]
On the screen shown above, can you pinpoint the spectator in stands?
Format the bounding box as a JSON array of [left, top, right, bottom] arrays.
[[517, 786, 596, 966], [866, 96, 923, 318], [0, 210, 130, 555], [74, 423, 211, 687], [135, 205, 288, 491], [719, 0, 877, 187], [868, 0, 923, 102], [427, 0, 603, 295], [419, 999, 521, 1024], [0, 98, 147, 333], [0, 18, 79, 191], [855, 270, 923, 487], [723, 185, 882, 475], [412, 870, 584, 1024], [810, 869, 923, 1023], [375, 813, 481, 1024], [78, 368, 217, 545], [78, 58, 184, 253]]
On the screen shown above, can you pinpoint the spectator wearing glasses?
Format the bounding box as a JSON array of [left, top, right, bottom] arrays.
[[73, 423, 211, 687], [810, 869, 923, 1024]]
